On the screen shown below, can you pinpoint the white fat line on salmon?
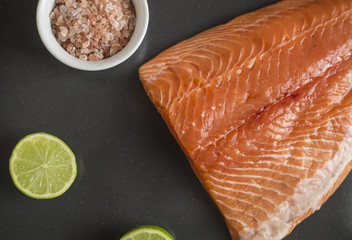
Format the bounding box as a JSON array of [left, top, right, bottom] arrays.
[[214, 167, 298, 183], [220, 163, 307, 179], [329, 109, 352, 121], [209, 178, 277, 207], [225, 159, 310, 172], [208, 139, 339, 162], [217, 148, 313, 169], [219, 165, 300, 179], [250, 135, 341, 146], [281, 138, 340, 147], [262, 122, 294, 135], [248, 137, 335, 149], [220, 148, 327, 164], [239, 126, 352, 240], [250, 156, 325, 169], [286, 125, 352, 137], [211, 189, 270, 221], [231, 143, 334, 158], [212, 169, 294, 190], [181, 55, 213, 80], [285, 125, 351, 136], [244, 144, 334, 154], [208, 173, 288, 199], [256, 119, 350, 140], [222, 214, 249, 232], [301, 101, 352, 116], [212, 194, 263, 225]]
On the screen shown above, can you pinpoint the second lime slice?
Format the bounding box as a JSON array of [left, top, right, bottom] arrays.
[[121, 225, 175, 240]]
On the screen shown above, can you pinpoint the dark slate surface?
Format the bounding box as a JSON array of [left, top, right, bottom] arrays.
[[0, 0, 351, 239]]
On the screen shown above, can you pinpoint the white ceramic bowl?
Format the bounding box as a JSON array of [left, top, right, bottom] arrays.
[[36, 0, 149, 71]]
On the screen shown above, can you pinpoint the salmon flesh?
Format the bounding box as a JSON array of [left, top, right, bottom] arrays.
[[139, 0, 352, 239]]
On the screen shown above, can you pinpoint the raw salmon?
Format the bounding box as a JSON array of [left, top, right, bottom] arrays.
[[139, 0, 352, 239]]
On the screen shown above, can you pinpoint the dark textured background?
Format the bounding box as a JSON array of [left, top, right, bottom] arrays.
[[1, 0, 351, 239]]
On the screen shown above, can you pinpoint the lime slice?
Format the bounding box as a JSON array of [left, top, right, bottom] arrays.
[[9, 132, 77, 199], [121, 225, 175, 240]]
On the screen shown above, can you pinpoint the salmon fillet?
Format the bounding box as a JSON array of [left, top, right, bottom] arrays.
[[139, 0, 352, 239]]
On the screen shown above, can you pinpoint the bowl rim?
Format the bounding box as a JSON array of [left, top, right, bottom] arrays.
[[36, 0, 149, 71]]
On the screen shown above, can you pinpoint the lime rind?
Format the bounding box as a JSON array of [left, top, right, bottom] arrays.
[[121, 225, 175, 240], [9, 132, 77, 199]]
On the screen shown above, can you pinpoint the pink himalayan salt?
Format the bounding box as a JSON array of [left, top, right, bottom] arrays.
[[51, 0, 136, 61], [59, 26, 69, 37]]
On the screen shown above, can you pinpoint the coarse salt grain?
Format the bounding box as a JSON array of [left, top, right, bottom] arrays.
[[82, 40, 90, 48], [79, 54, 88, 60], [59, 5, 68, 14], [81, 48, 90, 54], [59, 26, 69, 37], [88, 54, 99, 61], [51, 0, 136, 61]]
